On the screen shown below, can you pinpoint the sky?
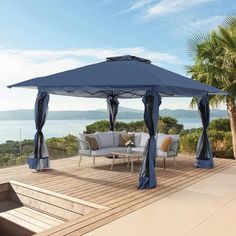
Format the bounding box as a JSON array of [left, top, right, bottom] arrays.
[[0, 0, 234, 111]]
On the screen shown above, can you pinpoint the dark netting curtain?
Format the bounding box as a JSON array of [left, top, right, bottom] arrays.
[[195, 94, 214, 168], [106, 95, 119, 131], [31, 91, 50, 170], [138, 91, 161, 189]]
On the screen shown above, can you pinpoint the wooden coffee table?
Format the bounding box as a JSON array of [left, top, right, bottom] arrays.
[[110, 151, 143, 173]]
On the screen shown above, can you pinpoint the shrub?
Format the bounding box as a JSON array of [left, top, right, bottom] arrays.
[[208, 130, 233, 158], [180, 131, 200, 155], [46, 134, 78, 159], [86, 120, 110, 133], [180, 129, 233, 158], [86, 117, 183, 134]]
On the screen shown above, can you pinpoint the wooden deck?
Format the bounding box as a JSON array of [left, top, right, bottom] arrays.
[[0, 155, 235, 236]]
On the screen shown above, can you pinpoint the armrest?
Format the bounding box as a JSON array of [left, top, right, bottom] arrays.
[[78, 138, 91, 155], [167, 140, 179, 156]]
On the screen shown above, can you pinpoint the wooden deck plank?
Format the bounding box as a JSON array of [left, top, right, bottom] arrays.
[[0, 155, 235, 236], [55, 162, 234, 236], [37, 158, 234, 236], [42, 159, 192, 197], [81, 162, 198, 202], [0, 211, 45, 233], [3, 208, 53, 230], [15, 207, 65, 226]]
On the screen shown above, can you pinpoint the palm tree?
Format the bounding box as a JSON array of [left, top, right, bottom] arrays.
[[187, 15, 236, 158]]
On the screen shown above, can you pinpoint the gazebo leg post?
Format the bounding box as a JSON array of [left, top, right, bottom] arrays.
[[93, 156, 95, 167], [78, 155, 82, 167], [107, 95, 119, 132], [195, 94, 214, 168], [111, 154, 115, 170], [138, 91, 161, 189]]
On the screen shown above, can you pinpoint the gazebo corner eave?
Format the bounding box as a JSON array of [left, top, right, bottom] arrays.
[[7, 84, 39, 90], [208, 91, 229, 96], [7, 83, 228, 99]]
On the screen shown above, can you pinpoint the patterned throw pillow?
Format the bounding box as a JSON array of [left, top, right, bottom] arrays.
[[160, 137, 172, 152], [85, 135, 99, 150], [119, 133, 135, 147]]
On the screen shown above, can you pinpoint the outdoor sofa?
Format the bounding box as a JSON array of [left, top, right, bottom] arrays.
[[78, 131, 180, 170]]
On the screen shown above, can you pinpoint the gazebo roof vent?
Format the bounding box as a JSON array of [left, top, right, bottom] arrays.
[[106, 55, 151, 64]]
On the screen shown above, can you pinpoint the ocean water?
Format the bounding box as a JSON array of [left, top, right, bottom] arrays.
[[0, 118, 202, 144]]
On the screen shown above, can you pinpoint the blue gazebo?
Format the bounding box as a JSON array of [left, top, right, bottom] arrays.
[[8, 55, 226, 189]]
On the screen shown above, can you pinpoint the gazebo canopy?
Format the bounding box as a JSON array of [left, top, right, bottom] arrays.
[[8, 55, 225, 98], [8, 55, 226, 189]]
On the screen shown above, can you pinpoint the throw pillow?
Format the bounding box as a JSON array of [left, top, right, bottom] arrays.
[[119, 133, 134, 147], [157, 133, 180, 148], [128, 132, 141, 147], [160, 137, 172, 152], [85, 135, 99, 150], [113, 131, 126, 146]]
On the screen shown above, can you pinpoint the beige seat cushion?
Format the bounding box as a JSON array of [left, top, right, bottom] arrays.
[[160, 137, 172, 152], [85, 135, 99, 150], [119, 133, 134, 147]]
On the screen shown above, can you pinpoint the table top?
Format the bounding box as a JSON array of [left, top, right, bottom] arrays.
[[111, 150, 143, 157]]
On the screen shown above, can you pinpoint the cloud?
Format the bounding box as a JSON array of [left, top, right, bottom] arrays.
[[187, 15, 225, 32], [0, 49, 83, 84], [145, 0, 213, 18], [0, 46, 179, 84], [115, 0, 153, 16], [117, 0, 215, 22], [129, 0, 153, 10]]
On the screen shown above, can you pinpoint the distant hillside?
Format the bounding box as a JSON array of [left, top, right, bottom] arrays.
[[96, 106, 143, 113], [160, 109, 228, 119], [0, 107, 228, 120]]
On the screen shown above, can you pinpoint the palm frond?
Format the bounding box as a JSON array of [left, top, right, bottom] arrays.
[[186, 33, 207, 58], [225, 82, 236, 97], [223, 14, 236, 29], [217, 26, 236, 49], [208, 94, 226, 108], [189, 97, 198, 108], [186, 14, 236, 109]]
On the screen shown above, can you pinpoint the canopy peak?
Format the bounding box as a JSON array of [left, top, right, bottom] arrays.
[[106, 55, 151, 64]]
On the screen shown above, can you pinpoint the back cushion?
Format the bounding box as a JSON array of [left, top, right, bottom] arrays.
[[157, 133, 180, 149], [140, 132, 149, 147], [113, 131, 126, 146], [96, 132, 114, 148]]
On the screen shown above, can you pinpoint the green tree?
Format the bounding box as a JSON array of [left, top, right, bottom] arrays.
[[158, 117, 183, 134], [209, 118, 231, 132], [187, 15, 236, 158], [86, 117, 183, 134]]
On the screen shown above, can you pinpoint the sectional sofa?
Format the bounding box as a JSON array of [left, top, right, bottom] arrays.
[[78, 131, 180, 169]]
